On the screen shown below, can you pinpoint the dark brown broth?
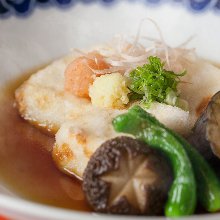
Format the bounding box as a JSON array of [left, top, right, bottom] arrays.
[[0, 75, 91, 211]]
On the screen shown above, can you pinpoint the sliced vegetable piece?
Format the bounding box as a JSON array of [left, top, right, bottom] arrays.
[[83, 136, 172, 215], [189, 91, 220, 160], [113, 106, 196, 217]]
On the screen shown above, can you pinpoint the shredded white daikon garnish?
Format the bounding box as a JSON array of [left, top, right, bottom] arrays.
[[74, 19, 196, 76]]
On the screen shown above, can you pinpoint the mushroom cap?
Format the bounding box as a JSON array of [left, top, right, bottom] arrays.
[[83, 136, 172, 215]]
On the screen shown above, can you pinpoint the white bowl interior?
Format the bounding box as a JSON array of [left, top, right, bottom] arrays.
[[0, 1, 220, 219]]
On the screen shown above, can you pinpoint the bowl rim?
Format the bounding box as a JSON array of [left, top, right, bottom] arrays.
[[0, 194, 220, 220], [0, 2, 220, 219]]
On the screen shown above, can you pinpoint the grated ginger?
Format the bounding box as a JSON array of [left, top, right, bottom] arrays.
[[89, 73, 130, 109]]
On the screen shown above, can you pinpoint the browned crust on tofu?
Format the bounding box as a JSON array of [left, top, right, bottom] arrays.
[[52, 143, 83, 181], [15, 83, 58, 135], [15, 82, 28, 117], [53, 143, 74, 163]]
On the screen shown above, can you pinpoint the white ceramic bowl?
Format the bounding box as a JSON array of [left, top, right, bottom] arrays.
[[0, 0, 220, 219]]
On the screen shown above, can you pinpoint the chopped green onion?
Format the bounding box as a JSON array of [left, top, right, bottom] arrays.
[[129, 56, 186, 108]]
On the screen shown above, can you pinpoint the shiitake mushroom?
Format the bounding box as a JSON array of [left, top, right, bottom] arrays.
[[189, 91, 220, 162], [83, 136, 172, 215]]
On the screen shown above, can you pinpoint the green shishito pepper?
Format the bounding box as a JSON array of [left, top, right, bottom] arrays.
[[174, 134, 220, 212], [113, 105, 196, 216], [113, 105, 220, 216], [130, 106, 220, 213]]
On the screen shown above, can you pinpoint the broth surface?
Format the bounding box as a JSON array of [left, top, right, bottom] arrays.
[[0, 75, 91, 211]]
